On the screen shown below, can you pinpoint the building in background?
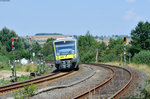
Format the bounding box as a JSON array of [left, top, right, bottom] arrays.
[[24, 33, 71, 46]]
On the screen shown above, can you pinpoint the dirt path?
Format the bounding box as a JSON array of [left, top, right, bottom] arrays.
[[0, 70, 29, 80]]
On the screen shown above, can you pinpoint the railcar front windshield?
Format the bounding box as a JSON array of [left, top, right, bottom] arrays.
[[55, 40, 75, 55]]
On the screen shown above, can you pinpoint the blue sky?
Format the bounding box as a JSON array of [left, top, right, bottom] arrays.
[[0, 0, 150, 36]]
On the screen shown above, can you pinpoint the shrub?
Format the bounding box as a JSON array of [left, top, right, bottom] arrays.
[[24, 64, 37, 72], [80, 50, 96, 63], [45, 54, 54, 61], [13, 83, 37, 99], [132, 50, 150, 65], [0, 62, 8, 69], [101, 53, 118, 62], [0, 56, 8, 62], [0, 56, 9, 69]]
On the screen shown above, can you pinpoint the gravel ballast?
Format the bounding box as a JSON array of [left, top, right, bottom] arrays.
[[31, 64, 110, 99]]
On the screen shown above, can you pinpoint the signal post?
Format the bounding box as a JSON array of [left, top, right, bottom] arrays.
[[123, 37, 127, 66], [11, 37, 18, 82]]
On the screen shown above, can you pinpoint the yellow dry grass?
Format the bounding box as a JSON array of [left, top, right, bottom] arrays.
[[18, 64, 37, 72], [128, 63, 150, 78], [102, 61, 121, 66], [103, 62, 150, 79]]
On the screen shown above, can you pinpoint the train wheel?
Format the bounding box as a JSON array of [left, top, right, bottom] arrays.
[[74, 65, 79, 71], [55, 64, 60, 71]]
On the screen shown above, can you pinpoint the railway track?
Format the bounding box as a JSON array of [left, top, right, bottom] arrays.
[[0, 71, 75, 95], [0, 63, 135, 99], [74, 63, 133, 99]]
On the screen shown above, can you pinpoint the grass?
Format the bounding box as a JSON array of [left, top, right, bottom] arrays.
[[17, 75, 31, 82], [0, 63, 37, 72], [103, 61, 150, 77], [0, 79, 10, 86], [0, 56, 8, 62], [13, 83, 37, 99], [0, 63, 51, 86], [128, 63, 150, 77], [16, 63, 37, 72], [102, 61, 122, 66], [0, 75, 32, 86], [0, 58, 51, 86], [0, 62, 37, 86]]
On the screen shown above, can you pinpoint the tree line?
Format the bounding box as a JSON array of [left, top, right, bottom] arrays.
[[0, 21, 150, 65], [36, 21, 150, 66], [0, 27, 41, 60]]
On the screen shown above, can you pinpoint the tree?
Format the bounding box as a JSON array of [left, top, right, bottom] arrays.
[[32, 42, 41, 55], [0, 42, 7, 55], [78, 31, 99, 62], [131, 21, 150, 52], [99, 38, 124, 62], [46, 38, 55, 43], [0, 27, 24, 52], [107, 38, 124, 56], [97, 41, 107, 61], [41, 38, 55, 61]]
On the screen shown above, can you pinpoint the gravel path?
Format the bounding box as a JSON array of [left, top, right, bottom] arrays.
[[31, 64, 109, 99]]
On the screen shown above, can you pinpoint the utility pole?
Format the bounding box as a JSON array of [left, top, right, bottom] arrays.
[[123, 37, 127, 66], [129, 53, 131, 64], [120, 53, 122, 66], [28, 37, 32, 62], [95, 49, 98, 63]]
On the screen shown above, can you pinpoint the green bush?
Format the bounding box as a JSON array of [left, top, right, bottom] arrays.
[[45, 54, 54, 61], [101, 53, 118, 62], [79, 48, 96, 63], [132, 50, 150, 65], [0, 62, 8, 69], [0, 56, 8, 62], [13, 83, 37, 99], [0, 56, 9, 69]]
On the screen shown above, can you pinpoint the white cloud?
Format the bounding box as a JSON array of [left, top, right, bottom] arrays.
[[124, 9, 142, 21], [126, 0, 136, 3]]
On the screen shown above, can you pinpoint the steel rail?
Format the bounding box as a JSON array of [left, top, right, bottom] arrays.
[[0, 71, 74, 95], [108, 65, 133, 99], [74, 63, 133, 99], [74, 63, 116, 99]]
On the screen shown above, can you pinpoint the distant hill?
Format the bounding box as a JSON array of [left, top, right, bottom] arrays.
[[35, 33, 63, 36], [95, 35, 131, 40]]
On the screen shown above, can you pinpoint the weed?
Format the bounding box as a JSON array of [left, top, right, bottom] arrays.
[[0, 78, 9, 86], [13, 83, 37, 99], [17, 75, 31, 82]]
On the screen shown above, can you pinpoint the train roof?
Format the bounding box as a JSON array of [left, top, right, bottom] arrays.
[[53, 37, 77, 42]]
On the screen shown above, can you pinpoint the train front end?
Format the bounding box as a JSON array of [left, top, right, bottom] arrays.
[[53, 38, 79, 70]]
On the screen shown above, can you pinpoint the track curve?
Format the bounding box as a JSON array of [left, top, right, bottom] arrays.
[[74, 63, 133, 99]]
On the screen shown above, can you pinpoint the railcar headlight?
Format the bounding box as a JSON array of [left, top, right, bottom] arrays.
[[57, 56, 59, 60], [73, 55, 75, 58]]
